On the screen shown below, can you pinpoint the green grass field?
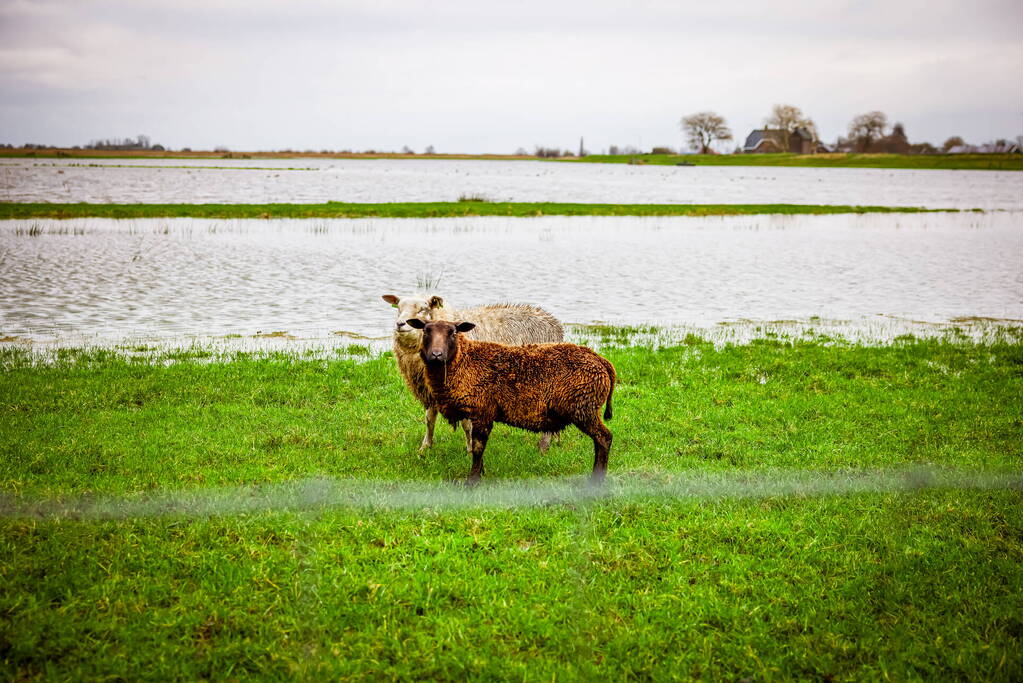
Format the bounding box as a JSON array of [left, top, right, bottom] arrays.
[[2, 333, 1022, 679], [0, 201, 957, 220]]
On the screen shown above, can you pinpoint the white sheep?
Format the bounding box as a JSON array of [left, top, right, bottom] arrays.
[[381, 292, 564, 452]]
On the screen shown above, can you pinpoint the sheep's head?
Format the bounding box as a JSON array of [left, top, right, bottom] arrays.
[[382, 293, 449, 338], [406, 319, 476, 365]]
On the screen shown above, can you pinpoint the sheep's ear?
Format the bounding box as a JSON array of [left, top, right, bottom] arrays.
[[428, 295, 444, 309], [406, 318, 426, 329], [455, 321, 476, 333], [382, 294, 399, 307]]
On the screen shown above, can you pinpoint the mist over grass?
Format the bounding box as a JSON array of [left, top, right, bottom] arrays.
[[3, 468, 1020, 521]]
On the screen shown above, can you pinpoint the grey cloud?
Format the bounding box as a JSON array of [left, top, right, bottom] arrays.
[[1, 0, 1021, 151]]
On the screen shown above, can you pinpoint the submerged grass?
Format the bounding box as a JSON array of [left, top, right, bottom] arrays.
[[0, 201, 959, 220], [1, 336, 1022, 679]]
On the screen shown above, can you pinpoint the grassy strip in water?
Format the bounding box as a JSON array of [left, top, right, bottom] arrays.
[[4, 148, 1023, 170], [0, 201, 957, 220], [1, 336, 1022, 679]]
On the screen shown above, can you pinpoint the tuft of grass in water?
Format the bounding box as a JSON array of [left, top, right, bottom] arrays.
[[415, 269, 444, 290], [252, 330, 296, 339], [0, 201, 962, 220], [1, 337, 1021, 679], [568, 323, 662, 347], [13, 222, 44, 236], [343, 343, 372, 356]]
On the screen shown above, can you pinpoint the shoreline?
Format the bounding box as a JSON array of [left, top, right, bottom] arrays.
[[3, 149, 1022, 170]]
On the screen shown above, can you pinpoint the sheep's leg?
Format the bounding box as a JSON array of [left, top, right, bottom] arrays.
[[538, 432, 553, 453], [576, 417, 612, 484], [460, 419, 473, 456], [461, 420, 485, 474], [466, 421, 492, 486], [537, 430, 564, 453], [419, 406, 438, 452]]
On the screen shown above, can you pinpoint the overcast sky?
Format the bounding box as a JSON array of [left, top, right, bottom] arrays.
[[2, 0, 1021, 153]]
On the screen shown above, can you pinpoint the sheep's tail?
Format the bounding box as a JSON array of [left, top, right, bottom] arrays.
[[601, 358, 616, 421]]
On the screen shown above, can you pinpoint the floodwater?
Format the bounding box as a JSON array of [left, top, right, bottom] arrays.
[[2, 213, 1021, 347], [2, 158, 1021, 209]]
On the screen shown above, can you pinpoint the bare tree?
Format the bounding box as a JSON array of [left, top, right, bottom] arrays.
[[881, 122, 910, 154], [848, 111, 889, 152], [764, 104, 818, 150], [84, 134, 163, 151], [680, 111, 733, 154]]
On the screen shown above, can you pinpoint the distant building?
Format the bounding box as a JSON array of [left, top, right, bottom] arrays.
[[743, 127, 817, 154], [948, 142, 1021, 154]]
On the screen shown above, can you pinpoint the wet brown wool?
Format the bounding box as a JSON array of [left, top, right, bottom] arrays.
[[413, 320, 616, 484], [392, 303, 564, 413]]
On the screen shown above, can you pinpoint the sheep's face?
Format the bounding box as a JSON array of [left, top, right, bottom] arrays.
[[382, 293, 447, 337], [406, 319, 476, 365]]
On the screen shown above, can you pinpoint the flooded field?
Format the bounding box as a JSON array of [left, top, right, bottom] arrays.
[[1, 212, 1020, 349], [2, 158, 1021, 209]]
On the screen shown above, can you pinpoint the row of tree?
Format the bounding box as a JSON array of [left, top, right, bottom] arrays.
[[678, 105, 1008, 155], [840, 111, 929, 154], [84, 134, 166, 151], [680, 105, 822, 153]]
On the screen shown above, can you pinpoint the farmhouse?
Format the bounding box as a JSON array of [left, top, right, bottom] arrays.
[[743, 127, 818, 154]]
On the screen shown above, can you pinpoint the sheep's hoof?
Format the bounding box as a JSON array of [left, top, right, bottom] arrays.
[[465, 475, 482, 488], [418, 440, 432, 453], [537, 434, 552, 453]]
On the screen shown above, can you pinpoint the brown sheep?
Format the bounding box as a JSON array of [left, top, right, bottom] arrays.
[[382, 293, 563, 453], [405, 318, 615, 485]]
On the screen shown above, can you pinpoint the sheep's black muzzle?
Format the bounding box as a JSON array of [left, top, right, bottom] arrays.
[[422, 349, 449, 365]]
